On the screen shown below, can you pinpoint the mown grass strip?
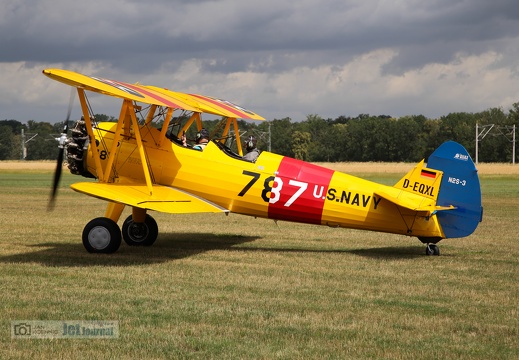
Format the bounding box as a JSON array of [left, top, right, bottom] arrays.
[[0, 170, 517, 359]]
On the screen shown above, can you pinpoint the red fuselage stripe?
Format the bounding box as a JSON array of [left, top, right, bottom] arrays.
[[268, 157, 335, 224]]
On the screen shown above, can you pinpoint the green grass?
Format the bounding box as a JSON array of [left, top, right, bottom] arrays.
[[0, 171, 517, 359]]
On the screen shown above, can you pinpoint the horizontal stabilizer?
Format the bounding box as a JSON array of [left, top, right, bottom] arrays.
[[71, 182, 229, 214], [374, 188, 455, 214]]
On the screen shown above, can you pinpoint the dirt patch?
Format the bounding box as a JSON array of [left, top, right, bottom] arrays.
[[0, 161, 57, 171]]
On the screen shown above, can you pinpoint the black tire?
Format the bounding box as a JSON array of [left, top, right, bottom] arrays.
[[82, 217, 122, 254], [425, 244, 440, 256], [122, 214, 158, 246]]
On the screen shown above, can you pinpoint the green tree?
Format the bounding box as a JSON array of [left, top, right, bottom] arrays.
[[291, 131, 311, 160], [25, 120, 60, 160], [343, 115, 383, 161], [476, 108, 509, 162], [508, 102, 519, 124], [328, 123, 349, 162], [391, 116, 427, 162], [298, 115, 335, 161], [94, 113, 118, 122], [0, 120, 25, 159], [0, 126, 15, 160], [268, 118, 294, 156]]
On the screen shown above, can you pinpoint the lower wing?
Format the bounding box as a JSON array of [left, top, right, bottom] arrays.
[[71, 182, 229, 214]]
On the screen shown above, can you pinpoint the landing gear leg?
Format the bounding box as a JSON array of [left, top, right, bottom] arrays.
[[425, 244, 440, 256]]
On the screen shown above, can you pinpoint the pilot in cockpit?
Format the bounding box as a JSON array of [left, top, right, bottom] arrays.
[[182, 128, 210, 151], [242, 135, 260, 162]]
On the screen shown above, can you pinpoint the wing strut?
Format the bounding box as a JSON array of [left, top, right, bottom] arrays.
[[158, 107, 175, 147], [144, 104, 157, 126], [128, 100, 154, 195], [78, 88, 104, 181], [179, 113, 203, 136], [102, 99, 129, 183], [220, 117, 243, 155], [231, 118, 243, 156]]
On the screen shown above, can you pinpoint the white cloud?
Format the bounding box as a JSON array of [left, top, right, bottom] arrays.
[[1, 1, 519, 122]]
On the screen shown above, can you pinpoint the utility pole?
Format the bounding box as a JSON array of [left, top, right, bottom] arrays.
[[268, 122, 271, 152], [21, 128, 38, 160], [249, 123, 271, 152], [475, 124, 494, 164], [476, 123, 517, 164], [514, 124, 516, 165], [21, 128, 24, 160]]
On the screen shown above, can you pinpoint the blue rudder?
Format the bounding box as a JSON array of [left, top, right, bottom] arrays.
[[427, 141, 483, 238]]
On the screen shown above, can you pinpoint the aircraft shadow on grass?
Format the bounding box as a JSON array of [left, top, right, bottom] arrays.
[[0, 233, 424, 268]]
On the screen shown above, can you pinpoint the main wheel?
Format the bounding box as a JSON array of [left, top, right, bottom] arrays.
[[425, 244, 440, 256], [82, 217, 122, 254], [122, 214, 158, 246]]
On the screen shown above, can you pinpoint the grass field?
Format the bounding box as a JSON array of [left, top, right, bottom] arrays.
[[1, 162, 518, 359]]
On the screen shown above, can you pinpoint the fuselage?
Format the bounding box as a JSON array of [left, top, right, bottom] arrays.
[[82, 123, 444, 239]]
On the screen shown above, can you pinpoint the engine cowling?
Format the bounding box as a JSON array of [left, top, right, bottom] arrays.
[[66, 119, 95, 178]]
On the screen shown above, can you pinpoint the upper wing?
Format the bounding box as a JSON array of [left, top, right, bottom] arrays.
[[145, 86, 265, 120], [43, 69, 199, 112], [71, 182, 229, 214], [189, 93, 265, 120]]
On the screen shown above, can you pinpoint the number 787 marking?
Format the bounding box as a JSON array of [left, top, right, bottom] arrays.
[[239, 171, 308, 207], [270, 178, 308, 207], [238, 171, 260, 196]]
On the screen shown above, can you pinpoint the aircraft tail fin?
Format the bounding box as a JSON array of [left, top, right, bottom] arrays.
[[393, 159, 443, 203], [425, 141, 483, 238]]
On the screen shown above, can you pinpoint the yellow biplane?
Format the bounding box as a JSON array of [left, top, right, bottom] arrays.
[[44, 69, 483, 256]]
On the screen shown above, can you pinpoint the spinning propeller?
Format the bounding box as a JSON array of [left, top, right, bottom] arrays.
[[48, 89, 75, 210]]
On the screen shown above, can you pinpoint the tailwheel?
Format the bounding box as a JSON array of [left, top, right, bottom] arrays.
[[425, 244, 440, 256], [122, 214, 158, 246], [82, 217, 122, 254]]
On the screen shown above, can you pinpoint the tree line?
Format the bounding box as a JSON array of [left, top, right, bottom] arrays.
[[1, 105, 518, 163]]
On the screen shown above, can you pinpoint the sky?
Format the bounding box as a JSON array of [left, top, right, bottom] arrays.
[[2, 0, 519, 124]]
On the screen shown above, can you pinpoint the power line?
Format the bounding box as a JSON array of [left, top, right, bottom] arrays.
[[476, 124, 516, 164]]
